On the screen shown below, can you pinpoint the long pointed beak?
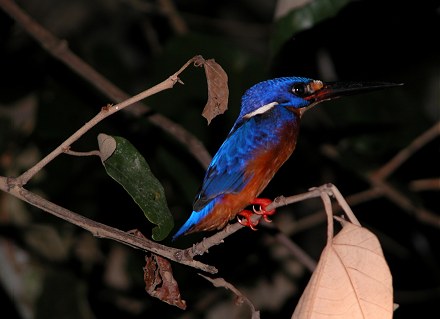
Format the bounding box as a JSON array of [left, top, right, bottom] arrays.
[[310, 81, 403, 104]]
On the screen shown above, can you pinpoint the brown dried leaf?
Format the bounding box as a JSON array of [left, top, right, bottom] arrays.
[[144, 254, 186, 309], [292, 220, 393, 319], [201, 59, 229, 124]]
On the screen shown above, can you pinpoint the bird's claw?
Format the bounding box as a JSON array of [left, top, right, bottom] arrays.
[[237, 198, 276, 230], [251, 198, 275, 223], [237, 210, 259, 230]]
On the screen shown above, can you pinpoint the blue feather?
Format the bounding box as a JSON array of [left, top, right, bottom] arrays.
[[238, 76, 312, 119], [172, 197, 221, 240], [193, 105, 298, 211]]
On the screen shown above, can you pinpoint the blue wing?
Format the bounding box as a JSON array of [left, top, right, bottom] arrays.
[[193, 117, 269, 211]]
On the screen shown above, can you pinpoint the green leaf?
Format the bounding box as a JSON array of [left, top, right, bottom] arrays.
[[98, 134, 174, 241], [271, 0, 351, 54]]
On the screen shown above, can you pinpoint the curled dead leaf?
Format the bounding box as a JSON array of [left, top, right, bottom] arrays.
[[144, 254, 186, 310], [199, 59, 229, 124]]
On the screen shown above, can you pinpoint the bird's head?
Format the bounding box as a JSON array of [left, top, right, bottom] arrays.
[[239, 77, 402, 120]]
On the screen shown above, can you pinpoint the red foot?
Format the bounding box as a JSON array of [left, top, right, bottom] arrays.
[[237, 198, 276, 230], [251, 198, 275, 223], [237, 210, 259, 230]]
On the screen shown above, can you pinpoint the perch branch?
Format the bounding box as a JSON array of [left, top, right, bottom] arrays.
[[185, 184, 350, 259]]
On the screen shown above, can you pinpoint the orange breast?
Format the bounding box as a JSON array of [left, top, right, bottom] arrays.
[[192, 119, 300, 232]]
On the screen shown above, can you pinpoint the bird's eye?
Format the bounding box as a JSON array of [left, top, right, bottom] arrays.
[[292, 83, 307, 97]]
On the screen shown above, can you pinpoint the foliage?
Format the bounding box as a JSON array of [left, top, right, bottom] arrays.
[[99, 134, 174, 241]]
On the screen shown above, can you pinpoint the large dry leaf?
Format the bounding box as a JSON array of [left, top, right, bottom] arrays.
[[292, 220, 393, 319], [201, 59, 229, 124]]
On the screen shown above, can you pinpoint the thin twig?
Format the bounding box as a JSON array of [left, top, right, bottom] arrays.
[[369, 178, 440, 227], [273, 187, 382, 236], [158, 0, 189, 35], [14, 64, 193, 186], [0, 0, 212, 169], [370, 121, 440, 180], [320, 188, 334, 241], [328, 184, 360, 226], [409, 178, 440, 192], [321, 123, 440, 230], [272, 233, 317, 272], [268, 188, 324, 210], [63, 149, 101, 157], [198, 274, 260, 319]]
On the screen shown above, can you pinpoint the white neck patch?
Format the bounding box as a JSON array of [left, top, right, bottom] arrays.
[[243, 102, 278, 119]]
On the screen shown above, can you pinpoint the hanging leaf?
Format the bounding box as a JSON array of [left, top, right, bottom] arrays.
[[98, 134, 174, 241], [292, 219, 394, 319], [199, 58, 229, 124], [144, 253, 186, 309]]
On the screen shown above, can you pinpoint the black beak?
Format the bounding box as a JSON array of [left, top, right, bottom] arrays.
[[312, 81, 403, 103]]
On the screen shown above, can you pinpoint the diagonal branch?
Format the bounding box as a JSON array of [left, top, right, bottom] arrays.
[[199, 274, 260, 319], [0, 0, 212, 169], [370, 121, 440, 180], [13, 56, 201, 186], [318, 123, 440, 230], [0, 176, 217, 274]]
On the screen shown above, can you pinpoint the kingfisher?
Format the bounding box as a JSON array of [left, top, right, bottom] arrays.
[[173, 77, 400, 240]]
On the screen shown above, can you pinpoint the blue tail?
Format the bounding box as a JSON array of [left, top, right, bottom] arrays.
[[172, 210, 208, 240], [172, 200, 216, 240]]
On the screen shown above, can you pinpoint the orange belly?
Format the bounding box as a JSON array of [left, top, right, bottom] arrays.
[[191, 121, 299, 232]]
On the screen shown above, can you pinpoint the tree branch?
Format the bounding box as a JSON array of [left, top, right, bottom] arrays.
[[318, 123, 440, 230], [185, 184, 353, 259], [0, 176, 217, 274], [12, 56, 203, 186], [0, 0, 212, 169], [370, 121, 440, 181], [199, 274, 260, 319]]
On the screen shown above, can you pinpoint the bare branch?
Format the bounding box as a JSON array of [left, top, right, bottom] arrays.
[[371, 121, 440, 180], [158, 0, 189, 35], [0, 0, 212, 169], [0, 177, 217, 274], [14, 70, 187, 186], [270, 233, 317, 272], [63, 149, 101, 157], [409, 178, 440, 192], [186, 184, 351, 259], [327, 184, 360, 226], [199, 274, 260, 319], [320, 122, 440, 230]]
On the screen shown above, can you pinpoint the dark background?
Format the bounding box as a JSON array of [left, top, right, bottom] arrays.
[[0, 0, 439, 318]]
